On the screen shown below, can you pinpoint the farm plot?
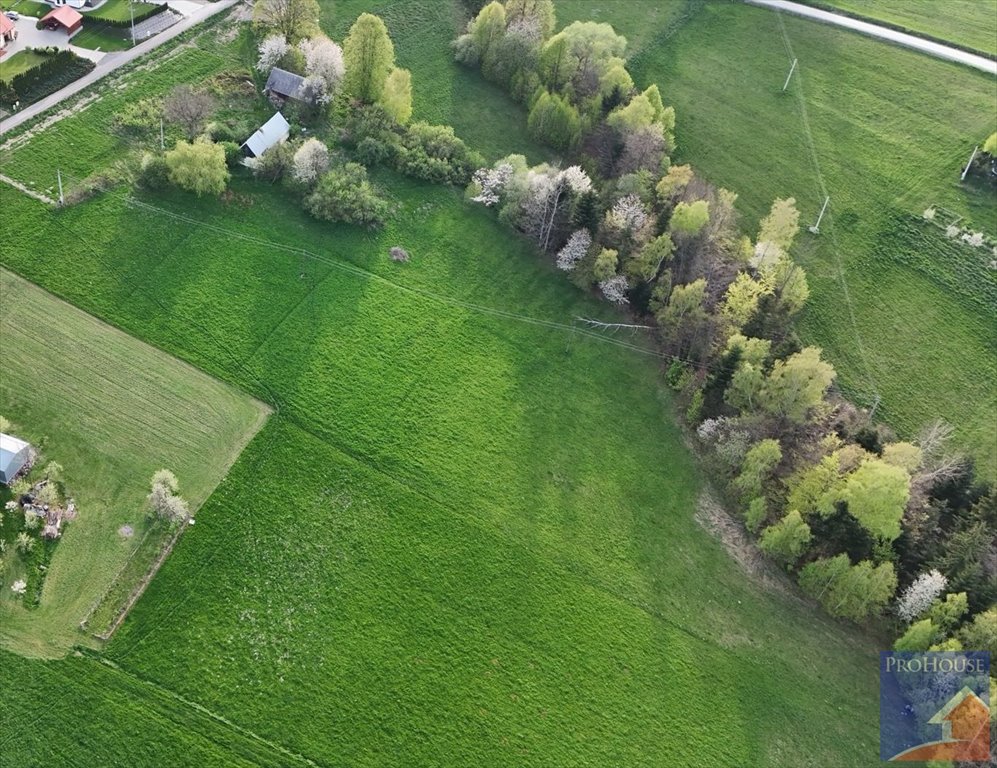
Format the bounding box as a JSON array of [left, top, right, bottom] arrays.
[[561, 0, 997, 475], [1, 162, 884, 765], [0, 269, 268, 658]]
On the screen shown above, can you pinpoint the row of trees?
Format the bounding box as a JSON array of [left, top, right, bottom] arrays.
[[460, 11, 995, 654], [455, 0, 674, 175]]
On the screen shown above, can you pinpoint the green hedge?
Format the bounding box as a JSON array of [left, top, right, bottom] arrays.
[[0, 49, 96, 109]]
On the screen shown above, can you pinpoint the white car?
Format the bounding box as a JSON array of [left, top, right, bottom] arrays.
[[4, 10, 19, 20]]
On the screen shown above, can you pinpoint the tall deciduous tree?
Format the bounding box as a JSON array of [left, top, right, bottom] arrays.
[[253, 0, 320, 43], [800, 555, 897, 622], [343, 13, 395, 103], [527, 90, 581, 150], [163, 85, 215, 140], [758, 197, 800, 251], [759, 509, 812, 565], [505, 0, 555, 39], [165, 140, 229, 197], [841, 457, 909, 542], [669, 200, 710, 236], [760, 346, 835, 424], [380, 68, 412, 124]]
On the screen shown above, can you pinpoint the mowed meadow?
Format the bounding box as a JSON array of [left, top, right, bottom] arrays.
[[1, 16, 885, 762], [0, 269, 267, 657], [558, 0, 997, 476]]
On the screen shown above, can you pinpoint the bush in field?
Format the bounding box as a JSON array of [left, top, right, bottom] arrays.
[[292, 138, 330, 185], [304, 163, 390, 229], [165, 140, 229, 196], [395, 123, 483, 185]]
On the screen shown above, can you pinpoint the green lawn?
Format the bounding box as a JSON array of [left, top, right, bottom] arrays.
[[0, 49, 46, 83], [559, 0, 997, 476], [802, 0, 997, 55], [0, 269, 269, 658], [71, 23, 135, 52], [5, 0, 51, 18], [87, 0, 159, 22]]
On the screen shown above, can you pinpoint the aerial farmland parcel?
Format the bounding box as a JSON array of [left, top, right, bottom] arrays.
[[0, 1, 993, 767]]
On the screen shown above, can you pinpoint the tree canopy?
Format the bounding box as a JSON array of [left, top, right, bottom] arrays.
[[343, 13, 395, 103]]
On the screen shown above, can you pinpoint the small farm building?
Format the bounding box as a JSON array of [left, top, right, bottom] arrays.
[[264, 68, 306, 103], [0, 433, 31, 485], [242, 112, 290, 158], [40, 6, 83, 35]]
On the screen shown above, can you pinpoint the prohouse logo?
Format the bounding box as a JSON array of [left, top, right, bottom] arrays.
[[880, 651, 990, 762]]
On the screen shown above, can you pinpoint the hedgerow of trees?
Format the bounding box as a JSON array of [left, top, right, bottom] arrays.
[[456, 0, 997, 652]]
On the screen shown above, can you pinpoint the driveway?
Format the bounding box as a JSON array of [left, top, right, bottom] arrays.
[[744, 0, 997, 75], [2, 17, 106, 64]]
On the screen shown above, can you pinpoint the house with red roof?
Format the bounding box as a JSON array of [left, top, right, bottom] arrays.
[[40, 6, 83, 36], [0, 13, 18, 52]]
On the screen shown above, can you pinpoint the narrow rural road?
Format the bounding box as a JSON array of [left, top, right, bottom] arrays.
[[745, 0, 997, 75], [0, 0, 240, 137]]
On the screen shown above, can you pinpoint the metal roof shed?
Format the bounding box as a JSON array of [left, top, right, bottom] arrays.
[[241, 112, 290, 158], [0, 433, 31, 485], [264, 68, 306, 101]]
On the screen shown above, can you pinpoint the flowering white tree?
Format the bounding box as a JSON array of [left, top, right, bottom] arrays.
[[292, 138, 330, 184], [604, 193, 650, 242], [556, 229, 591, 271], [945, 224, 960, 239], [599, 274, 630, 304], [896, 570, 947, 622], [256, 34, 290, 73], [470, 163, 513, 206], [148, 469, 190, 523], [298, 37, 345, 105], [11, 579, 26, 595], [560, 165, 592, 195], [526, 165, 593, 251]]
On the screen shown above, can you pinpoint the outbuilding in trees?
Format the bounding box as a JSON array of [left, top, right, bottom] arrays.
[[242, 111, 291, 158], [0, 433, 32, 485], [264, 67, 307, 106]]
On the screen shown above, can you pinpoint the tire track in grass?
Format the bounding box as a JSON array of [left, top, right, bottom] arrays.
[[776, 12, 880, 407]]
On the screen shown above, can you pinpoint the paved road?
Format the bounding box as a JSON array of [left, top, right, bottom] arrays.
[[745, 0, 997, 75], [0, 0, 240, 136]]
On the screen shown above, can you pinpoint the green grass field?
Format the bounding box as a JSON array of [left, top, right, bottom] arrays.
[[803, 0, 997, 55], [4, 0, 51, 18], [557, 0, 997, 476], [0, 269, 268, 658], [0, 49, 47, 82], [0, 169, 888, 764], [0, 6, 977, 764], [71, 24, 135, 52]]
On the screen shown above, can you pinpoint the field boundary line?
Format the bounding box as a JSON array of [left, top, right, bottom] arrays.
[[70, 652, 321, 767], [0, 173, 55, 205], [777, 12, 880, 405]]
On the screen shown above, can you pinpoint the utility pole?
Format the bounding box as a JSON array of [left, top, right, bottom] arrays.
[[808, 196, 829, 234], [159, 117, 164, 150], [130, 0, 136, 47], [782, 58, 798, 92], [57, 169, 64, 206], [960, 145, 978, 181]]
